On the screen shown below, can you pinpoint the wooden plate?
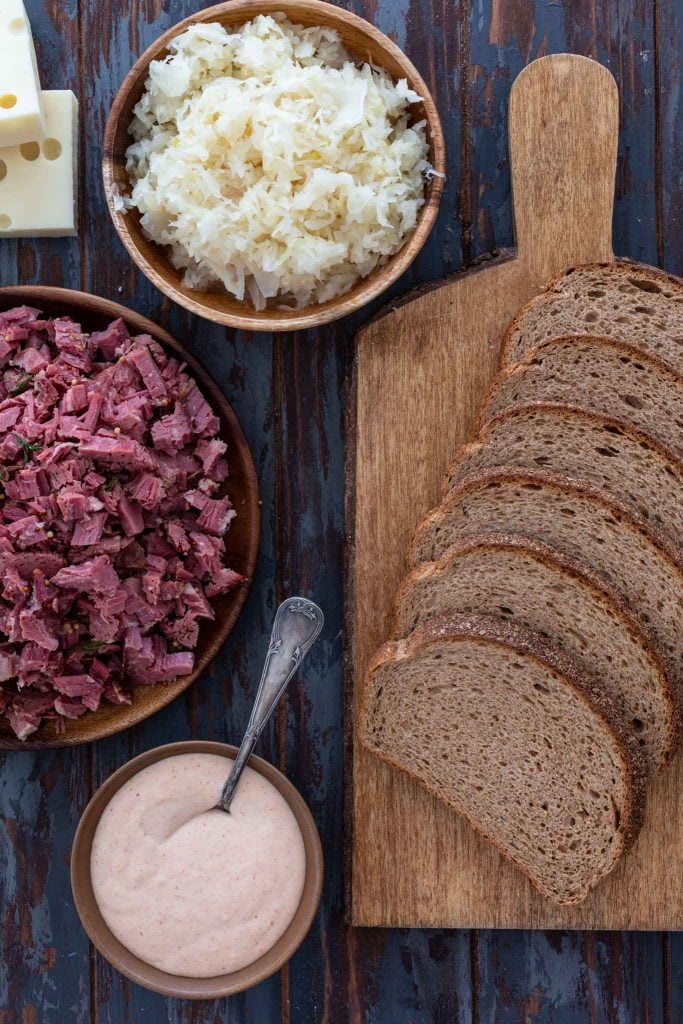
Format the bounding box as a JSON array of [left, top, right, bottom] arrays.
[[103, 0, 445, 332], [0, 286, 260, 749]]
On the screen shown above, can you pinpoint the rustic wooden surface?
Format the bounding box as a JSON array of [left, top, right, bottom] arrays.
[[0, 0, 680, 1020], [349, 51, 683, 932]]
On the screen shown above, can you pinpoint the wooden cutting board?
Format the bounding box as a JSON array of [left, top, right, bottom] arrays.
[[347, 53, 683, 930]]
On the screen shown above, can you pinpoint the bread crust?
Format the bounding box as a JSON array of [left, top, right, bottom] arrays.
[[480, 333, 683, 435], [500, 259, 683, 370], [443, 402, 683, 504], [393, 531, 680, 769], [357, 612, 647, 905]]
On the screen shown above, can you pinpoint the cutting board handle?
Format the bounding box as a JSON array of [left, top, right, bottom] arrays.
[[509, 54, 618, 283]]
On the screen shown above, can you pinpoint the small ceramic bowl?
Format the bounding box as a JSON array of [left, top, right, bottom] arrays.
[[71, 740, 324, 998], [103, 0, 445, 332]]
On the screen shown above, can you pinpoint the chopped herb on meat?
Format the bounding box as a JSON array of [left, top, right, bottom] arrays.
[[10, 371, 34, 396], [13, 434, 41, 463]]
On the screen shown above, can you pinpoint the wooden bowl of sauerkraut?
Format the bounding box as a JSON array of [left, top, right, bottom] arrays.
[[103, 0, 445, 332]]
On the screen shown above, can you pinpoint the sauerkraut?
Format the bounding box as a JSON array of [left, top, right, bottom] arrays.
[[125, 14, 431, 309]]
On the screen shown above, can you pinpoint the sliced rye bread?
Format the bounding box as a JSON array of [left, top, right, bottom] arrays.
[[443, 404, 682, 547], [394, 533, 678, 776], [501, 261, 683, 374], [409, 467, 683, 697], [481, 335, 683, 458], [358, 612, 646, 906]]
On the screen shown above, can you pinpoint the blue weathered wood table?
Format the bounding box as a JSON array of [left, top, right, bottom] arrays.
[[1, 1, 681, 1020]]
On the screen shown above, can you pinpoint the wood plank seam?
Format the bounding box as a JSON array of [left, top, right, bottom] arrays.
[[273, 331, 291, 1024], [653, 0, 665, 268], [458, 0, 473, 266]]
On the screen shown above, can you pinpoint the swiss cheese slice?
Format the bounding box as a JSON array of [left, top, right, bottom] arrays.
[[0, 90, 78, 237], [0, 0, 47, 147]]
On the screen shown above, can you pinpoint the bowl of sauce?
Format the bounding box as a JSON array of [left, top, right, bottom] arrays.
[[71, 740, 323, 997]]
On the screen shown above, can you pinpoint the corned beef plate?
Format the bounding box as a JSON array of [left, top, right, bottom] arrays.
[[0, 304, 246, 740]]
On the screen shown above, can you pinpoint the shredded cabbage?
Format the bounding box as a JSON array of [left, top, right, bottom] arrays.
[[126, 14, 431, 309]]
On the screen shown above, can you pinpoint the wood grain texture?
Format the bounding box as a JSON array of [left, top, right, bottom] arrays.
[[0, 4, 91, 1022], [0, 0, 681, 1020], [349, 52, 683, 931]]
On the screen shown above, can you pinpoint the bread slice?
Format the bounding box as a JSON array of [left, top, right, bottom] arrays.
[[444, 404, 682, 547], [409, 468, 683, 695], [395, 534, 678, 776], [501, 261, 683, 373], [481, 335, 683, 457], [358, 613, 646, 906]]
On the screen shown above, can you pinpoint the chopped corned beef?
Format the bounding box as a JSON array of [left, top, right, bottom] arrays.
[[7, 693, 54, 739], [184, 488, 209, 512], [61, 382, 88, 414], [129, 472, 163, 511], [19, 608, 59, 652], [53, 696, 89, 719], [12, 552, 64, 576], [0, 306, 41, 325], [52, 556, 120, 596], [7, 516, 46, 549], [163, 613, 200, 649], [119, 496, 145, 536], [126, 343, 168, 401], [91, 318, 129, 361], [56, 490, 88, 522], [0, 308, 245, 739], [0, 649, 18, 681], [81, 392, 103, 433], [206, 568, 247, 599], [71, 511, 106, 547], [19, 642, 49, 675], [80, 434, 136, 461], [14, 347, 49, 374], [196, 497, 235, 537], [186, 384, 220, 436], [151, 406, 193, 452], [166, 522, 190, 554], [0, 405, 22, 433], [53, 674, 101, 698]]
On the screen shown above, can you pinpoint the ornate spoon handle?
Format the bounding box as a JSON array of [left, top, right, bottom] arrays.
[[216, 597, 324, 813]]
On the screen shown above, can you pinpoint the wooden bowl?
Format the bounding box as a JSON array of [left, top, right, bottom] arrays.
[[71, 740, 323, 998], [0, 286, 260, 749], [103, 0, 445, 332]]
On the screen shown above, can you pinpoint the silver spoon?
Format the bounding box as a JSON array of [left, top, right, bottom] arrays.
[[216, 597, 324, 813]]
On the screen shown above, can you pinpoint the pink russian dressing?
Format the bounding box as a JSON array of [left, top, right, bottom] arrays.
[[90, 753, 306, 978]]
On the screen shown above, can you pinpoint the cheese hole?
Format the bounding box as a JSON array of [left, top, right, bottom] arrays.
[[8, 17, 26, 32], [20, 141, 40, 161], [0, 160, 6, 182], [0, 215, 12, 229], [0, 95, 17, 109], [42, 138, 62, 161]]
